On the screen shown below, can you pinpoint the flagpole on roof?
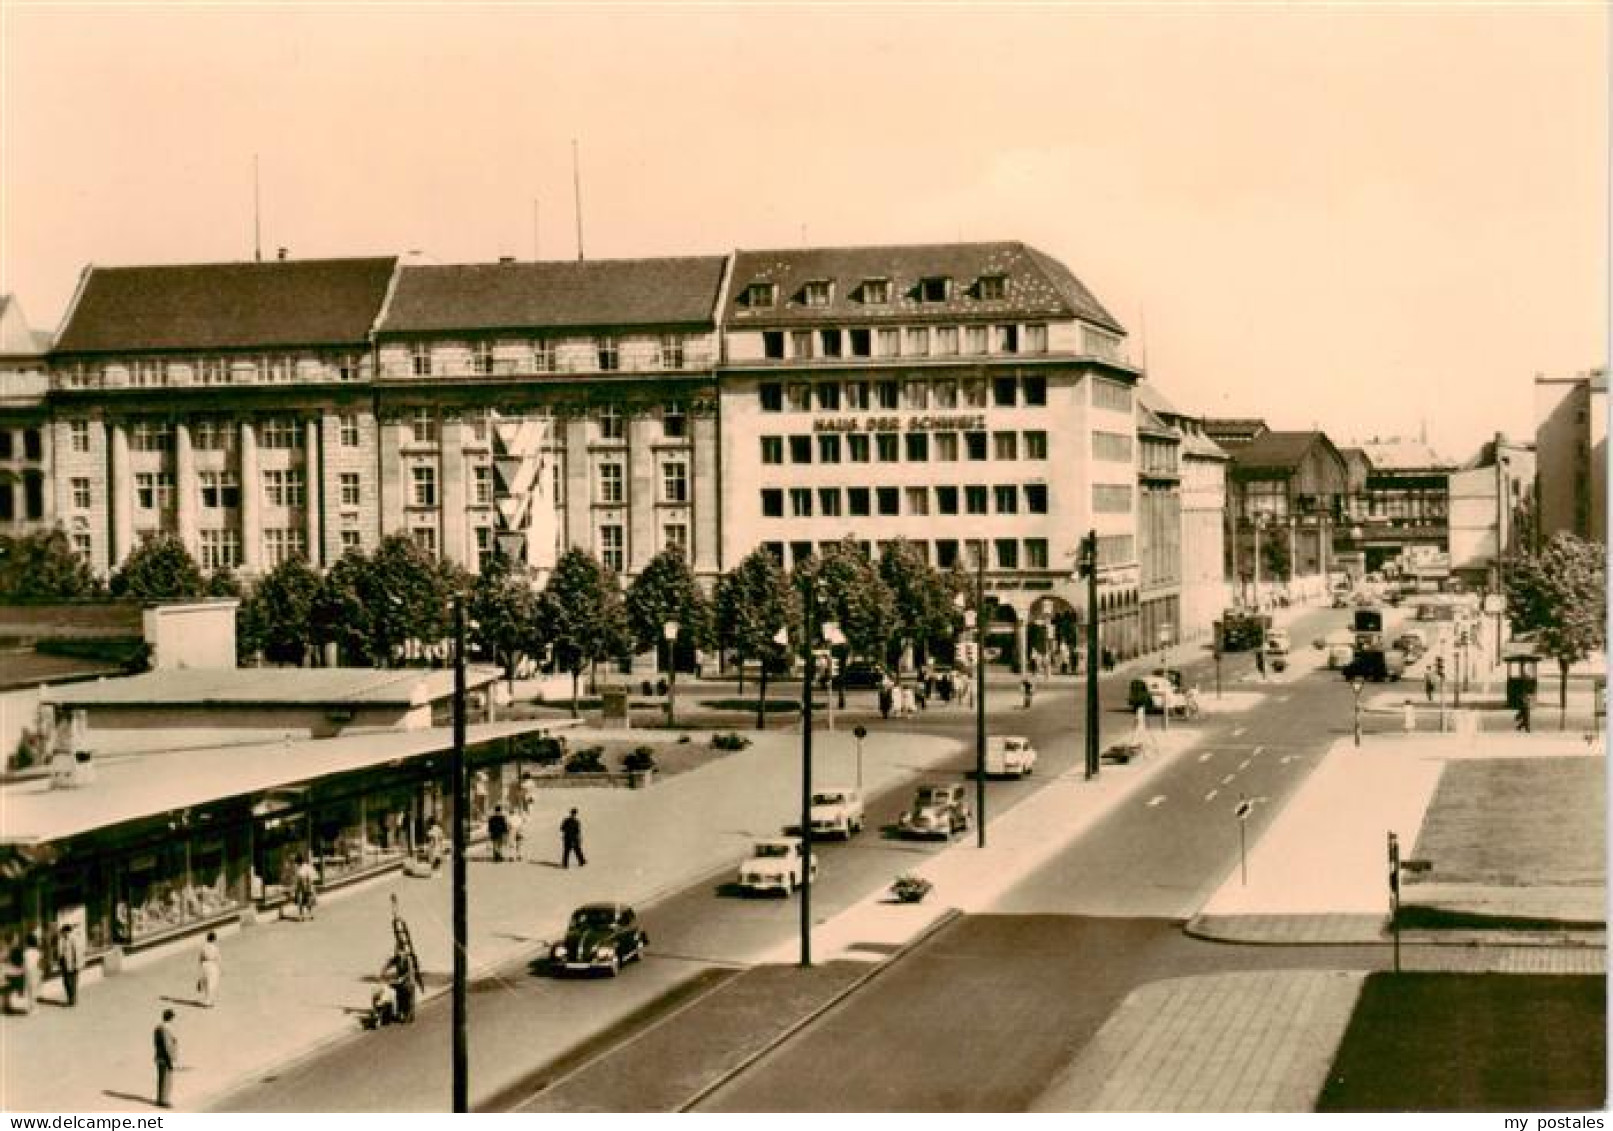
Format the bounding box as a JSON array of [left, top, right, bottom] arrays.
[[572, 141, 585, 262]]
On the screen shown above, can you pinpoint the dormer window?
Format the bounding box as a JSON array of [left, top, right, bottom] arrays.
[[919, 276, 951, 303], [978, 275, 1007, 301], [802, 280, 833, 307], [745, 282, 777, 308], [861, 278, 891, 305]]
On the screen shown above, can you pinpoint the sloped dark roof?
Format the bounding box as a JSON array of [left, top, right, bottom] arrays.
[[724, 242, 1124, 333], [380, 257, 729, 334], [1231, 430, 1331, 473], [1202, 418, 1268, 448], [53, 258, 399, 354]]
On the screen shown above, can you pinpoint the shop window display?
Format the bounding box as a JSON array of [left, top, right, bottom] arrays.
[[313, 798, 365, 884]]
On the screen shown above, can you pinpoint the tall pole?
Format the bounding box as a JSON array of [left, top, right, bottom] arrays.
[[252, 153, 262, 263], [1253, 516, 1263, 609], [799, 586, 815, 968], [571, 139, 585, 262], [975, 540, 987, 848], [1083, 531, 1101, 780], [451, 597, 468, 1113]]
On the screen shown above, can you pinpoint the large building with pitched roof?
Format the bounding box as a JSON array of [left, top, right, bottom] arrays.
[[36, 240, 1163, 663], [1225, 429, 1349, 601]]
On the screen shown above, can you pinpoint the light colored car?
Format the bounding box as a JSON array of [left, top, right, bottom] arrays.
[[1316, 628, 1356, 669], [986, 736, 1038, 777], [808, 787, 865, 839], [1265, 628, 1291, 655], [737, 839, 817, 895], [897, 783, 972, 838]]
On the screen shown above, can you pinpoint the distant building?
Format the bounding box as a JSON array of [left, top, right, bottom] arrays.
[[1349, 439, 1455, 579], [1534, 368, 1606, 545], [0, 295, 52, 534], [1448, 434, 1535, 591], [1225, 430, 1349, 603]]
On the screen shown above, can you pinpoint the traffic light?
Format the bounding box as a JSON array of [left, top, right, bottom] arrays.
[[1077, 532, 1097, 579], [1434, 655, 1445, 681]]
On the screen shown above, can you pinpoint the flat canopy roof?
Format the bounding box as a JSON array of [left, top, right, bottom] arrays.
[[44, 666, 502, 710], [1, 719, 558, 846]]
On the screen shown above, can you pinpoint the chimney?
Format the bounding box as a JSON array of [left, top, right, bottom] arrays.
[[277, 247, 288, 261], [499, 256, 515, 264]]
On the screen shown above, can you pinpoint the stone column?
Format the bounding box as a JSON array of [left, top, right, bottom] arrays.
[[441, 416, 467, 568], [108, 420, 133, 569], [303, 417, 322, 567], [174, 420, 197, 558], [691, 404, 720, 576], [239, 419, 260, 573], [565, 417, 592, 552], [378, 413, 404, 540], [627, 411, 657, 573], [1014, 616, 1029, 677]]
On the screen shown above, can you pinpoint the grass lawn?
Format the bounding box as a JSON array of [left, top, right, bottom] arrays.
[[1317, 973, 1605, 1112]]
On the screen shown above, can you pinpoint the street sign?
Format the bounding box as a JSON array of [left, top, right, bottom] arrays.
[[1234, 799, 1253, 821]]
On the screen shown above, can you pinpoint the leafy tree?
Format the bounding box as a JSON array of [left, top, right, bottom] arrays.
[[536, 548, 630, 716], [878, 538, 955, 667], [205, 568, 243, 599], [240, 556, 322, 665], [310, 536, 455, 667], [469, 554, 542, 690], [793, 536, 895, 662], [1259, 534, 1291, 584], [715, 546, 797, 727], [0, 527, 103, 602], [109, 533, 205, 602], [625, 548, 711, 667], [1505, 532, 1606, 723]]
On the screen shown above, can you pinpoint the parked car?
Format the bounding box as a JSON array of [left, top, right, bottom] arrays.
[[548, 902, 648, 976], [808, 787, 865, 839], [1314, 628, 1356, 669], [1343, 649, 1406, 683], [1265, 628, 1291, 655], [897, 783, 972, 838], [1393, 631, 1427, 661], [737, 839, 817, 895], [839, 660, 887, 690], [1128, 675, 1186, 715], [985, 736, 1038, 777]]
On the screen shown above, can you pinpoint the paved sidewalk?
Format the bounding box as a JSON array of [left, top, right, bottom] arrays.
[[0, 724, 963, 1113]]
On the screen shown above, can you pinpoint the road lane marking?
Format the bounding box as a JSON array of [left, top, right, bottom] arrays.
[[1238, 758, 1251, 770], [1232, 726, 1247, 737], [1252, 745, 1264, 756], [1277, 695, 1291, 703], [1147, 794, 1167, 807], [1204, 789, 1218, 802], [1280, 754, 1296, 764], [1221, 774, 1236, 785], [1198, 752, 1214, 763]]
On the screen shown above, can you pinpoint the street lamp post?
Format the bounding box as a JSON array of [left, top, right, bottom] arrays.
[[450, 597, 469, 1113], [663, 620, 680, 727], [1078, 531, 1100, 779], [1352, 676, 1365, 747], [974, 539, 988, 849], [853, 724, 867, 792], [798, 584, 820, 968]]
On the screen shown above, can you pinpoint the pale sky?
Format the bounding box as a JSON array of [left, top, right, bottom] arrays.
[[2, 3, 1607, 461]]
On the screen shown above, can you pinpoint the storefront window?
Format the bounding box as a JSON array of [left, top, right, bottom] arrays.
[[253, 811, 308, 904], [116, 842, 190, 942], [313, 798, 365, 883], [362, 784, 417, 868]]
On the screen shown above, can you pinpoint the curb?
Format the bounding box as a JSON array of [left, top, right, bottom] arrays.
[[1183, 914, 1608, 949], [676, 908, 964, 1112]]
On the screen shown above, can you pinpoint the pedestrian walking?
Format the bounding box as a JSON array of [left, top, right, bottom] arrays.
[[57, 922, 81, 1006], [1022, 678, 1034, 709], [1424, 670, 1436, 703], [196, 931, 221, 1007], [21, 931, 41, 1014], [153, 1009, 179, 1108], [1515, 692, 1533, 733], [425, 817, 445, 873], [878, 682, 893, 720], [1255, 648, 1267, 681], [488, 804, 510, 862], [1402, 699, 1416, 734], [560, 808, 587, 868], [509, 808, 526, 861], [292, 855, 318, 921]]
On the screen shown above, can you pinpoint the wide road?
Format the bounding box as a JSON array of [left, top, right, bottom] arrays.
[[217, 605, 1385, 1111]]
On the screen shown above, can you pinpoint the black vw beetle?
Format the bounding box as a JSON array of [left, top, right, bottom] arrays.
[[548, 902, 648, 977]]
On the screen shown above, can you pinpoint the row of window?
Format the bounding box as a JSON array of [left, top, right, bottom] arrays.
[[0, 429, 44, 462], [760, 375, 1047, 413], [761, 483, 1050, 520], [56, 355, 367, 391], [759, 537, 1051, 572], [759, 323, 1050, 362], [400, 335, 698, 379], [742, 273, 1009, 310], [761, 429, 1048, 466]]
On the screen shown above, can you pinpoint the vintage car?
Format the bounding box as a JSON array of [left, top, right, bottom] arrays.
[[1265, 628, 1291, 655], [1343, 649, 1406, 683], [1129, 674, 1187, 715], [808, 787, 865, 839], [897, 783, 972, 839], [548, 902, 648, 977], [985, 736, 1038, 777], [737, 839, 818, 895]]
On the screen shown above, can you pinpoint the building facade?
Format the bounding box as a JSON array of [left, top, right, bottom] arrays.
[[1534, 368, 1606, 545], [1448, 434, 1535, 591], [1223, 430, 1348, 604], [36, 241, 1161, 662], [1141, 387, 1227, 644], [1134, 391, 1181, 660], [717, 243, 1145, 661]]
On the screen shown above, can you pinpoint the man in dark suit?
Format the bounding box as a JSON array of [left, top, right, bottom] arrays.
[[57, 923, 82, 1006], [154, 1008, 179, 1108]]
